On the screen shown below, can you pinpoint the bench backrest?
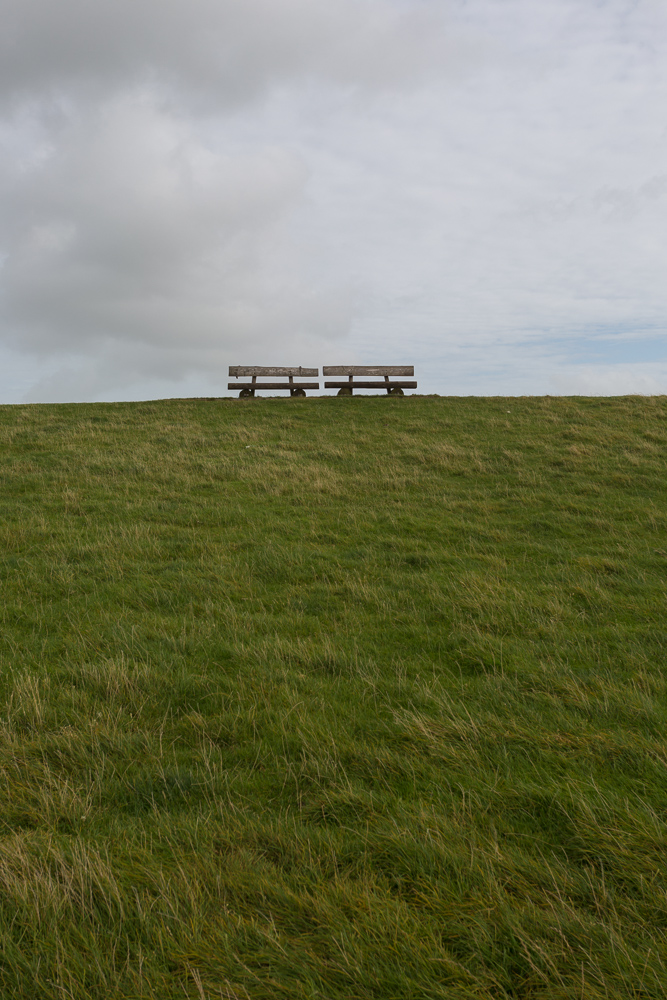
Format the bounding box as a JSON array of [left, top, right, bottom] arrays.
[[322, 366, 413, 376], [229, 366, 318, 377]]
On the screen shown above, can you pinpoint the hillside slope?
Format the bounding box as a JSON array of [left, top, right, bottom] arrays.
[[0, 395, 666, 999]]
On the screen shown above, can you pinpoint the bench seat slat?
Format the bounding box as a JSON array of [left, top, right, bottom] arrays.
[[227, 382, 320, 390], [324, 381, 417, 389], [322, 366, 413, 376], [229, 366, 318, 377]]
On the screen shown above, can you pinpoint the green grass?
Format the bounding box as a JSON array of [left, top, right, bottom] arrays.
[[0, 393, 666, 999]]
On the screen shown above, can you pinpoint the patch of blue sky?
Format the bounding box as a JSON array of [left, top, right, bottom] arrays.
[[526, 332, 667, 367]]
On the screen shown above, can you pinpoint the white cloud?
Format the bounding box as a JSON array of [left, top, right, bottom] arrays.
[[551, 365, 667, 397]]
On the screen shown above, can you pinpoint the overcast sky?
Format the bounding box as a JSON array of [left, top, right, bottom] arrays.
[[1, 0, 665, 402]]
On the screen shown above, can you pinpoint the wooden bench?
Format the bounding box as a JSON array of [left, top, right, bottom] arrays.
[[228, 366, 319, 398], [323, 366, 417, 396]]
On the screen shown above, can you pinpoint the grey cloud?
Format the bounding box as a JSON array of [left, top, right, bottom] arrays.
[[1, 0, 667, 401], [0, 0, 458, 400], [1, 94, 352, 381], [0, 0, 454, 108]]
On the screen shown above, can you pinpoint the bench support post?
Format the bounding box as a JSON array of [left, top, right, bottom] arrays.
[[288, 374, 307, 397], [337, 375, 354, 397], [239, 375, 257, 398]]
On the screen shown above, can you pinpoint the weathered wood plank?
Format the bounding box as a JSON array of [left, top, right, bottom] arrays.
[[229, 366, 318, 377], [324, 381, 417, 389], [227, 382, 320, 391], [322, 366, 414, 376]]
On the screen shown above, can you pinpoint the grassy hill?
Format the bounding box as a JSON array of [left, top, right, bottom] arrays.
[[0, 394, 666, 999]]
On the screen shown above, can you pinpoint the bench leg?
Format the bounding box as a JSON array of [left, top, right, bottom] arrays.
[[239, 374, 257, 398]]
